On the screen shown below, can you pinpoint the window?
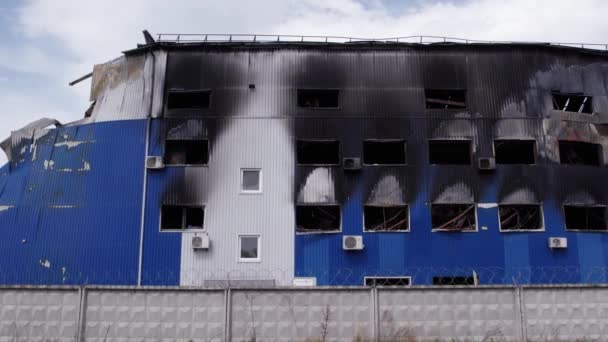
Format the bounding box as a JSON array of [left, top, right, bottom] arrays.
[[428, 140, 471, 165], [433, 276, 476, 286], [431, 204, 476, 231], [239, 235, 260, 262], [551, 91, 592, 114], [296, 140, 340, 165], [559, 141, 602, 166], [241, 168, 262, 193], [564, 205, 607, 231], [296, 205, 341, 233], [297, 89, 339, 108], [363, 140, 407, 165], [364, 277, 411, 287], [164, 139, 209, 165], [425, 89, 466, 109], [499, 204, 543, 231], [161, 205, 204, 230], [494, 140, 536, 164], [364, 206, 409, 231], [167, 90, 211, 110]]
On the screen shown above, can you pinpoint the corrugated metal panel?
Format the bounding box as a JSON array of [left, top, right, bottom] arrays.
[[90, 51, 167, 122], [0, 120, 146, 285]]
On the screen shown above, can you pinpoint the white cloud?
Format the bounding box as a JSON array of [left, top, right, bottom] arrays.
[[2, 0, 608, 166]]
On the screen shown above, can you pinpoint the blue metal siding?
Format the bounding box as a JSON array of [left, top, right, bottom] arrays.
[[0, 120, 146, 285], [295, 164, 607, 285], [140, 119, 182, 286]]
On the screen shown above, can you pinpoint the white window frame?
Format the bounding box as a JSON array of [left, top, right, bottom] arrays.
[[238, 235, 261, 262], [563, 204, 608, 232], [431, 203, 478, 232], [498, 203, 545, 233], [295, 204, 342, 234], [364, 276, 412, 287], [362, 205, 410, 233], [240, 168, 262, 194], [159, 205, 205, 232]]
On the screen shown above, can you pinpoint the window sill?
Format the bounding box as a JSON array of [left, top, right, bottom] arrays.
[[238, 259, 262, 263]]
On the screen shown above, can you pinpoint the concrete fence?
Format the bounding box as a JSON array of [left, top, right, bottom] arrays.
[[1, 285, 608, 341]]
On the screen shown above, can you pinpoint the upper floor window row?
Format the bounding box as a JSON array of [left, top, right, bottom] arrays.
[[166, 89, 594, 114]]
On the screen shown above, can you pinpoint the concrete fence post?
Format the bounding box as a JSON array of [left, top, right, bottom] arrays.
[[372, 287, 379, 342], [515, 287, 527, 341], [224, 288, 232, 342], [76, 286, 88, 342]]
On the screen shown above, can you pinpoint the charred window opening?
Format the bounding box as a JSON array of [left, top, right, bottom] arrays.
[[161, 205, 204, 230], [167, 90, 211, 110], [164, 139, 209, 165], [364, 206, 409, 231], [297, 89, 339, 108], [551, 91, 592, 114], [297, 140, 340, 165], [363, 140, 406, 165], [425, 89, 466, 109], [494, 140, 536, 164], [558, 141, 602, 166], [431, 204, 476, 231], [433, 276, 475, 286], [499, 204, 543, 231], [365, 277, 411, 287], [564, 205, 607, 231], [429, 140, 471, 165], [296, 205, 341, 232]]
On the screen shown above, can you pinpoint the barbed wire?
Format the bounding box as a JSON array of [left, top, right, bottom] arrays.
[[1, 266, 608, 287]]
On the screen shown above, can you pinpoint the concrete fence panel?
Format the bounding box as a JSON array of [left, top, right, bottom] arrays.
[[377, 287, 521, 341], [0, 287, 80, 342], [524, 287, 608, 341], [230, 289, 373, 342], [83, 288, 225, 341]]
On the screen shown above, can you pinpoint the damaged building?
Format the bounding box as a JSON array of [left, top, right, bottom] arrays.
[[1, 33, 608, 286]]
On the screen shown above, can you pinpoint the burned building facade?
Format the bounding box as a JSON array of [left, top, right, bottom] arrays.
[[1, 35, 608, 286]]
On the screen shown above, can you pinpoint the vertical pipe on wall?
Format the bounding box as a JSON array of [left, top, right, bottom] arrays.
[[137, 51, 156, 286], [137, 118, 150, 286], [516, 287, 528, 341]]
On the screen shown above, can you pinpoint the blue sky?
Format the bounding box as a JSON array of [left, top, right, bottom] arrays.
[[1, 0, 608, 164]]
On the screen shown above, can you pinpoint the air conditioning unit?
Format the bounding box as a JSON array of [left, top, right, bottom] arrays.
[[549, 237, 567, 249], [478, 157, 496, 171], [192, 233, 210, 250], [343, 157, 362, 171], [145, 156, 164, 169], [343, 235, 364, 250]]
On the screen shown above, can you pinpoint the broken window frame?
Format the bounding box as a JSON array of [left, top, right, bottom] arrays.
[[425, 89, 467, 110], [558, 140, 603, 167], [493, 139, 537, 165], [428, 139, 472, 165], [432, 275, 477, 286], [362, 139, 407, 166], [431, 203, 478, 232], [166, 89, 212, 110], [295, 204, 342, 234], [551, 91, 593, 114], [364, 276, 412, 287], [240, 168, 262, 194], [160, 204, 205, 232], [563, 204, 608, 232], [498, 204, 544, 232], [163, 139, 210, 166], [296, 139, 341, 166], [363, 205, 410, 232], [238, 235, 261, 262], [297, 89, 340, 109]]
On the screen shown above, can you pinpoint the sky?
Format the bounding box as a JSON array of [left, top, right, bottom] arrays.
[[1, 0, 608, 164]]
